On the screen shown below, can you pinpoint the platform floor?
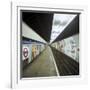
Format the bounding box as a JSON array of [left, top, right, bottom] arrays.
[[22, 46, 57, 77], [22, 46, 79, 78]]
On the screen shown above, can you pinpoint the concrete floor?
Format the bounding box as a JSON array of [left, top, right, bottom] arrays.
[[22, 46, 79, 78], [22, 46, 57, 77]]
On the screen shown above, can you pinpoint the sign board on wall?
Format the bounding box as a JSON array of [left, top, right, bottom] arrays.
[[22, 45, 29, 60]]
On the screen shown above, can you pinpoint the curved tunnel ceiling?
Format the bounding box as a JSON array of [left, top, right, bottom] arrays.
[[22, 11, 80, 43], [50, 14, 77, 43], [52, 14, 79, 43], [22, 12, 53, 42]]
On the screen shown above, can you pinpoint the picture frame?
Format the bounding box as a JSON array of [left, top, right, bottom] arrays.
[[11, 1, 87, 88]]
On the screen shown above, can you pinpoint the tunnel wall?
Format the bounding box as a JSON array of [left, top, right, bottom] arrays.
[[22, 22, 47, 43], [51, 34, 79, 62]]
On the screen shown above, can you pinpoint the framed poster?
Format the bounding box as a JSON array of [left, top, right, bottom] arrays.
[[11, 2, 87, 88]]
